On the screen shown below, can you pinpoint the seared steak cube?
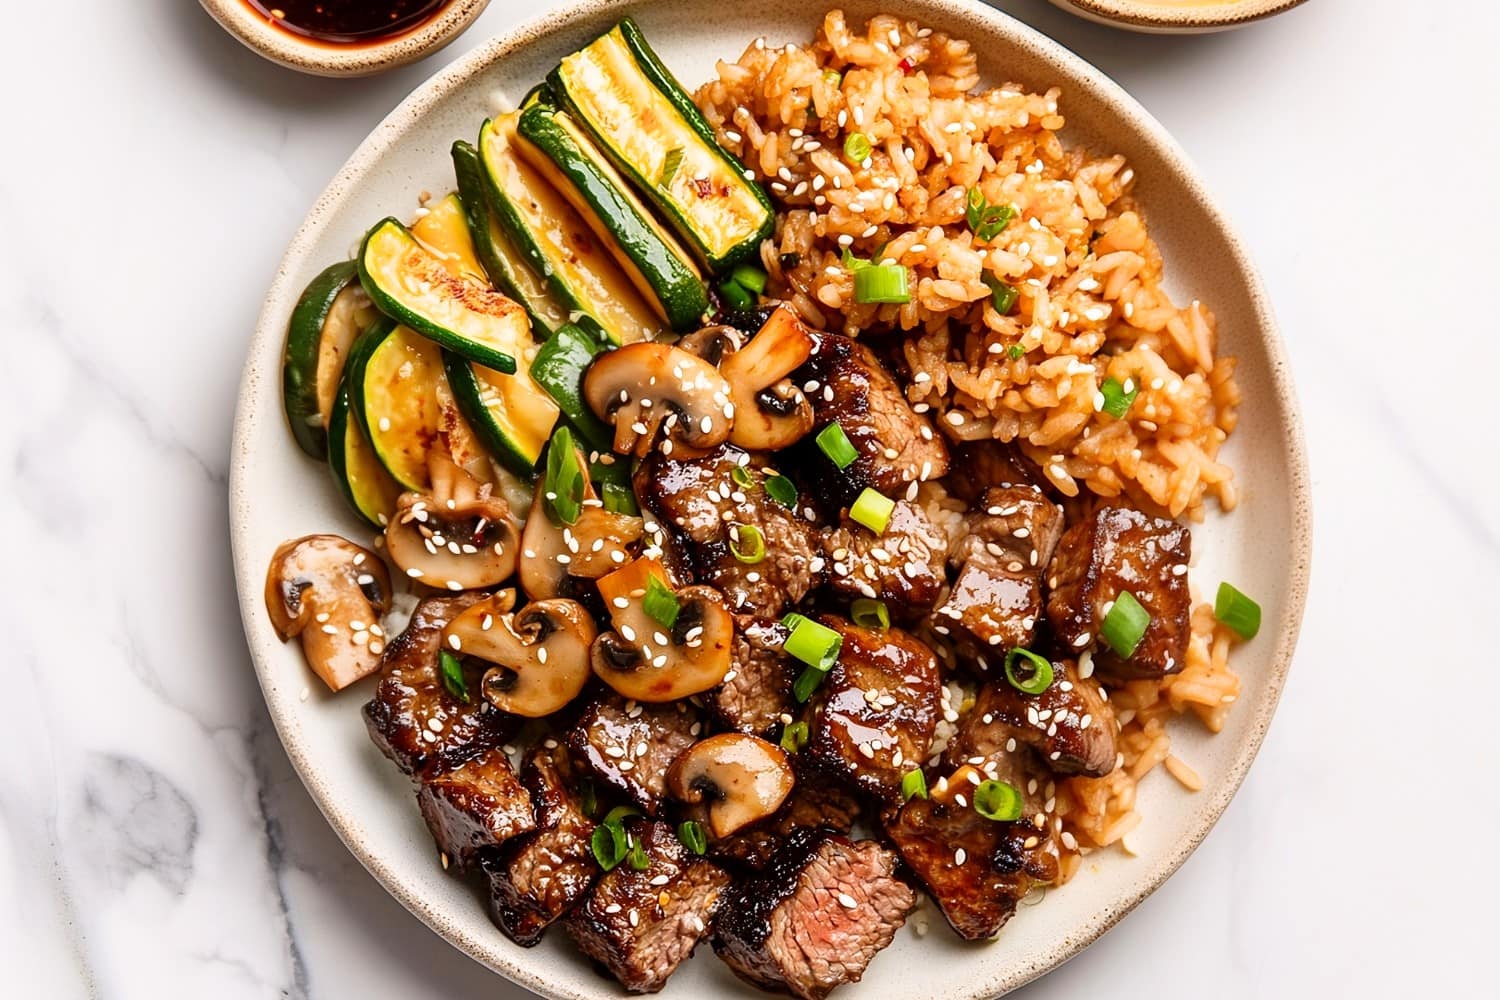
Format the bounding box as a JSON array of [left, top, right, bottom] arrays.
[[820, 499, 948, 616], [363, 593, 515, 777], [708, 617, 796, 736], [1046, 506, 1191, 678], [946, 662, 1117, 778], [565, 818, 731, 993], [568, 695, 701, 815], [942, 441, 1053, 503], [805, 619, 940, 802], [712, 772, 863, 870], [635, 445, 821, 617], [715, 830, 914, 999], [415, 746, 535, 872], [485, 743, 599, 946]]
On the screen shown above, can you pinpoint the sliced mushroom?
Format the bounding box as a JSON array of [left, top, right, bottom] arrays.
[[519, 445, 643, 600], [386, 452, 520, 591], [665, 732, 795, 838], [264, 534, 392, 692], [442, 593, 597, 717], [719, 306, 816, 450], [583, 342, 735, 459], [590, 556, 734, 702]]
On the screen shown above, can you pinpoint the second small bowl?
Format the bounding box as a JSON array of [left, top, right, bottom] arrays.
[[1047, 0, 1306, 34]]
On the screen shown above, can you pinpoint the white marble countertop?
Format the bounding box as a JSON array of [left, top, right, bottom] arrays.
[[3, 0, 1495, 996]]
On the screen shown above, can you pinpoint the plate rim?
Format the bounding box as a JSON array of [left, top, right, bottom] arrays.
[[228, 1, 1313, 996]]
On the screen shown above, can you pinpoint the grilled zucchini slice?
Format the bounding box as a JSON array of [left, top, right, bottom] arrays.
[[327, 370, 402, 528], [283, 261, 378, 459], [346, 318, 445, 492]]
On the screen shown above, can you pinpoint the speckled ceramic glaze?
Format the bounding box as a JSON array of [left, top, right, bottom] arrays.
[[198, 0, 491, 77], [229, 1, 1311, 996], [1047, 0, 1306, 34]]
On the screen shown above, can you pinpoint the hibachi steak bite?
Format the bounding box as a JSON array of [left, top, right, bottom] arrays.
[[363, 593, 518, 777], [485, 742, 599, 947], [1046, 505, 1192, 678], [711, 770, 863, 871], [804, 619, 941, 802], [714, 830, 914, 1000], [941, 440, 1054, 504], [946, 661, 1117, 778], [793, 331, 949, 510], [415, 745, 535, 872], [634, 444, 820, 617], [568, 694, 702, 815], [565, 818, 731, 994], [819, 497, 948, 616], [707, 617, 796, 736]]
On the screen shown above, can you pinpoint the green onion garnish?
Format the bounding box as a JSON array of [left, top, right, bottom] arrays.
[[626, 837, 650, 870], [965, 188, 1017, 242], [731, 465, 755, 489], [816, 423, 859, 470], [591, 822, 627, 871], [844, 132, 872, 163], [577, 778, 598, 819], [764, 474, 798, 506], [600, 481, 639, 515], [1100, 590, 1150, 658], [438, 650, 469, 703], [850, 598, 890, 630], [782, 614, 842, 672], [780, 720, 809, 753], [642, 574, 681, 630], [792, 665, 826, 703], [718, 276, 755, 310], [900, 769, 928, 802], [732, 264, 768, 295], [677, 820, 707, 855], [850, 488, 895, 534], [603, 805, 642, 826], [853, 262, 911, 304], [1099, 376, 1139, 419], [1214, 582, 1261, 640], [973, 780, 1024, 822], [1007, 344, 1024, 360], [823, 69, 843, 88], [1003, 648, 1054, 695], [983, 274, 1019, 315], [544, 426, 585, 525], [730, 523, 767, 564], [657, 145, 684, 188]]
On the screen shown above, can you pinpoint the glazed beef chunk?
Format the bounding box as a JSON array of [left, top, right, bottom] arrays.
[[934, 486, 1064, 664], [708, 617, 796, 736], [805, 619, 940, 802], [635, 444, 820, 616], [363, 593, 516, 777], [947, 661, 1117, 778], [415, 746, 535, 872], [820, 499, 948, 616], [941, 441, 1053, 503], [711, 771, 863, 871], [568, 695, 702, 815], [794, 333, 948, 510], [565, 818, 731, 993], [1046, 506, 1191, 678], [715, 831, 914, 1000], [485, 743, 599, 946]]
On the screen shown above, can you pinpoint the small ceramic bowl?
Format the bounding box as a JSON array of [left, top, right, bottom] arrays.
[[198, 0, 491, 77], [1047, 0, 1306, 34]]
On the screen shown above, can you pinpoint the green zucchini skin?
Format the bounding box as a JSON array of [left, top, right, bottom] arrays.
[[357, 218, 520, 375], [529, 323, 613, 453], [327, 370, 401, 528], [442, 350, 549, 480], [283, 260, 359, 459], [516, 100, 708, 331], [345, 317, 437, 492]]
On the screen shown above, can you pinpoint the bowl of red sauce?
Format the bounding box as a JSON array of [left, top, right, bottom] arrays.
[[200, 0, 490, 76]]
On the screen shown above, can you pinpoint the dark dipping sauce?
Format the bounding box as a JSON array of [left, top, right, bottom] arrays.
[[247, 0, 451, 45]]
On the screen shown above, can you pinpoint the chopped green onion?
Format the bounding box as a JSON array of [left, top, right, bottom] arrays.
[[657, 145, 684, 188], [781, 611, 809, 630], [1099, 376, 1139, 419], [677, 820, 708, 855], [853, 262, 911, 304], [730, 523, 767, 564], [983, 274, 1019, 315], [792, 665, 826, 703], [844, 132, 872, 163], [544, 426, 585, 525], [1100, 590, 1150, 658], [577, 778, 598, 819], [816, 422, 859, 470], [850, 488, 895, 534], [731, 465, 755, 489], [783, 615, 842, 672], [642, 574, 681, 630], [850, 598, 890, 630], [1007, 344, 1024, 361], [718, 276, 755, 310], [438, 650, 469, 703], [764, 474, 798, 507], [973, 780, 1023, 822], [780, 720, 809, 753], [1003, 648, 1054, 695], [626, 836, 650, 870], [591, 822, 627, 871], [731, 263, 768, 295], [900, 769, 928, 801], [1214, 582, 1261, 640], [600, 481, 639, 515], [603, 805, 642, 826], [823, 69, 843, 88], [965, 187, 1017, 242]]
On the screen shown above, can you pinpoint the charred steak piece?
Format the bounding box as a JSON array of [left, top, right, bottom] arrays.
[[415, 746, 535, 872], [485, 742, 599, 946], [363, 593, 516, 777], [941, 441, 1054, 504], [715, 830, 914, 999], [1046, 506, 1191, 678], [635, 444, 820, 617], [820, 498, 948, 617], [933, 486, 1064, 664], [946, 662, 1117, 778], [565, 818, 731, 993], [568, 695, 701, 815], [794, 332, 948, 510], [712, 770, 863, 871], [805, 619, 940, 803], [708, 617, 796, 737]]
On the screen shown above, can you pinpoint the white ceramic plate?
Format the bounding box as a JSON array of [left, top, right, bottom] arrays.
[[229, 1, 1311, 996]]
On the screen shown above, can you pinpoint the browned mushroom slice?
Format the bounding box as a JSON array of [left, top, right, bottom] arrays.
[[666, 733, 795, 839], [682, 306, 816, 451], [265, 534, 392, 692], [583, 341, 735, 458], [519, 446, 643, 601], [385, 454, 521, 591], [441, 594, 597, 717]]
